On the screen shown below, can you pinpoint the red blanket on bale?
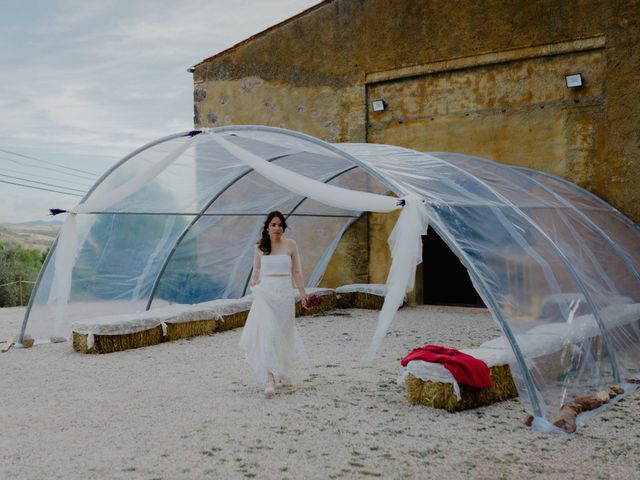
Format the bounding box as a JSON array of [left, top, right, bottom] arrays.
[[401, 345, 492, 389]]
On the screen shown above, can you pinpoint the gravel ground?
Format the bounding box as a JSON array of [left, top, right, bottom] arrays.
[[1, 305, 639, 479]]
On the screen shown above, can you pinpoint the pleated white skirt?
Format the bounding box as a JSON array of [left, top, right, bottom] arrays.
[[239, 275, 306, 383]]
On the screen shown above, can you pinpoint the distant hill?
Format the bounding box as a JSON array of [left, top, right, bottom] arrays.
[[0, 222, 60, 251], [15, 219, 64, 228]]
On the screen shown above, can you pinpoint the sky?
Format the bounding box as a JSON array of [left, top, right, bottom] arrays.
[[0, 0, 319, 223]]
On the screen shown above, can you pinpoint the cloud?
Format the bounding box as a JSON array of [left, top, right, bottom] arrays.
[[0, 0, 319, 222]]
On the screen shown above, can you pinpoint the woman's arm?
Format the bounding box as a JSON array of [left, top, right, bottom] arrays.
[[249, 245, 261, 287], [290, 240, 308, 307]]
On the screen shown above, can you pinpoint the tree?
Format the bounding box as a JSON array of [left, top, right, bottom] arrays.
[[0, 241, 44, 307]]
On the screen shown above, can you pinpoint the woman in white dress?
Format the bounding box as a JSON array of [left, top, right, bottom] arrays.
[[239, 211, 308, 397]]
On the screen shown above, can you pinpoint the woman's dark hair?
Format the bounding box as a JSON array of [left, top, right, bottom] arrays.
[[257, 211, 287, 255]]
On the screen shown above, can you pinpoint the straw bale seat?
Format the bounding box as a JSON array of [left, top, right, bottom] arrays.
[[164, 297, 254, 339], [295, 288, 337, 316], [72, 288, 340, 354], [71, 298, 253, 353], [404, 302, 640, 411], [335, 284, 393, 310], [72, 311, 172, 354], [403, 346, 517, 412]]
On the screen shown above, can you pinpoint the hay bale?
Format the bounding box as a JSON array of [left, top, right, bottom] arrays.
[[336, 291, 355, 309], [72, 325, 163, 354], [216, 310, 249, 332], [164, 318, 216, 342], [406, 364, 518, 412], [351, 292, 386, 310], [296, 291, 337, 316], [71, 312, 170, 354], [336, 284, 387, 310], [335, 284, 405, 310]]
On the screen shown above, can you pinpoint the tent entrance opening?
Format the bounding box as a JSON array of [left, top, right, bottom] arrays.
[[422, 227, 485, 307]]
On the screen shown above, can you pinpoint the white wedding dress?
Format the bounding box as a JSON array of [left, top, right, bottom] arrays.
[[239, 254, 306, 383]]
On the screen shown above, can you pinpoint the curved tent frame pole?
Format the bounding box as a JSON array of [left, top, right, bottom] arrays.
[[19, 124, 550, 416], [144, 153, 293, 310], [513, 169, 640, 286], [18, 237, 58, 344], [202, 126, 546, 417], [19, 132, 190, 343], [239, 165, 359, 297], [429, 154, 621, 384]]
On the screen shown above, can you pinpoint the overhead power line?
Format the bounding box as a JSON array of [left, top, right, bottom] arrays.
[[0, 179, 83, 197], [0, 148, 101, 177], [0, 154, 99, 182], [0, 166, 93, 188], [0, 173, 86, 193]]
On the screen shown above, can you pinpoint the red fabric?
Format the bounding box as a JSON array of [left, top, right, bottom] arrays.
[[401, 344, 492, 389]]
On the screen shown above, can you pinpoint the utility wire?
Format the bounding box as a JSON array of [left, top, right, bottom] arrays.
[[0, 148, 100, 176], [0, 173, 86, 193], [0, 179, 83, 197], [0, 166, 93, 188], [0, 154, 99, 181]]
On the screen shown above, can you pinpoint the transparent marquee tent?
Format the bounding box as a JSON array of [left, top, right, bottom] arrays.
[[20, 126, 640, 430]]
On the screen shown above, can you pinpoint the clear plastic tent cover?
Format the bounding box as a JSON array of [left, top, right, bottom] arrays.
[[22, 126, 640, 430]]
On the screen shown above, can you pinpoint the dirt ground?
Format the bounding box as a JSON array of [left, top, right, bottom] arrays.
[[2, 305, 639, 479]]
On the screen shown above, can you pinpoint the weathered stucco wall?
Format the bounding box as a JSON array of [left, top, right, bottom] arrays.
[[367, 47, 605, 184], [193, 0, 640, 287], [194, 80, 365, 142], [194, 0, 639, 223], [318, 214, 368, 288]]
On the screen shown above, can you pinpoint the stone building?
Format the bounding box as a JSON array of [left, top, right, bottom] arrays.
[[191, 0, 640, 305]]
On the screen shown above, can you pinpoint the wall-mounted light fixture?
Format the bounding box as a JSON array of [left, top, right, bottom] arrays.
[[565, 73, 583, 88], [187, 67, 195, 73], [371, 99, 386, 112]]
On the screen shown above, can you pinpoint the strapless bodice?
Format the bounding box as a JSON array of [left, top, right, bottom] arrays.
[[261, 254, 292, 276]]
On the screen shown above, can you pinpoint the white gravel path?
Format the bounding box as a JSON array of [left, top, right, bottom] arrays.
[[1, 305, 639, 479]]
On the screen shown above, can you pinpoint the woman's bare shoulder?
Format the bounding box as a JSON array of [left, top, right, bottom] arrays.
[[286, 238, 299, 253], [286, 238, 298, 247]]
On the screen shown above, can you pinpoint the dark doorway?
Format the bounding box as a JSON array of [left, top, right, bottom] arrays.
[[422, 226, 485, 307]]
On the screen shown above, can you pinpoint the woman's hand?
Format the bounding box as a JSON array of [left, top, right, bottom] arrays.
[[301, 294, 309, 310], [249, 277, 259, 287]]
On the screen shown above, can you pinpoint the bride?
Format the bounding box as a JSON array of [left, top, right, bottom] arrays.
[[239, 211, 308, 397]]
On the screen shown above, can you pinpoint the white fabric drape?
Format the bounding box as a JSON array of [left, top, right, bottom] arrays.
[[48, 136, 198, 338], [213, 134, 399, 213], [213, 133, 430, 360]]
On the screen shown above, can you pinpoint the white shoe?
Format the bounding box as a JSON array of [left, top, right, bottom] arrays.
[[264, 383, 275, 398]]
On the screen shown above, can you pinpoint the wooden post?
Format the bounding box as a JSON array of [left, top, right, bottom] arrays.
[[18, 276, 23, 306]]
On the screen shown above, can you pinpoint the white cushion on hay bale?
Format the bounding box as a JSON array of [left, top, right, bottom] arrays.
[[335, 284, 387, 295]]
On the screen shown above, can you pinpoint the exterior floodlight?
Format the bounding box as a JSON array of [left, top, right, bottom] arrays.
[[371, 99, 386, 112], [565, 73, 583, 88], [187, 67, 195, 73]]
